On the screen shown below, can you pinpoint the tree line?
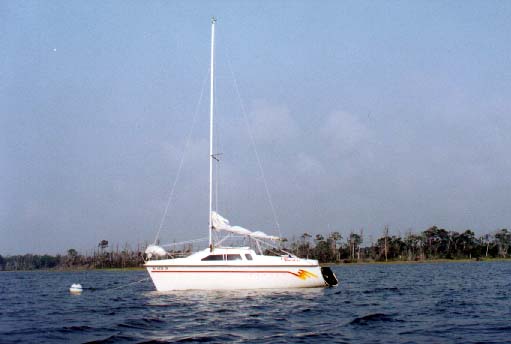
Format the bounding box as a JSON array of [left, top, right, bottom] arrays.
[[283, 226, 511, 263], [1, 227, 510, 270], [0, 240, 145, 271]]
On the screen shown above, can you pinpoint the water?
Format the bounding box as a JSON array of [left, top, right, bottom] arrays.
[[1, 262, 510, 343]]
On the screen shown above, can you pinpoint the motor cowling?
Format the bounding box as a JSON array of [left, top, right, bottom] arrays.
[[321, 266, 339, 286]]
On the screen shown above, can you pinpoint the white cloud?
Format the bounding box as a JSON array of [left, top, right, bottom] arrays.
[[161, 138, 209, 167], [296, 153, 325, 177], [320, 110, 371, 152], [248, 101, 299, 143]]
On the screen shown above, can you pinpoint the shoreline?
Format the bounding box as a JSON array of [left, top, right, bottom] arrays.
[[0, 267, 146, 273], [324, 257, 511, 266], [1, 257, 510, 272]]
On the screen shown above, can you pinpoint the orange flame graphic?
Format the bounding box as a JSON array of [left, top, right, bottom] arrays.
[[291, 269, 318, 280]]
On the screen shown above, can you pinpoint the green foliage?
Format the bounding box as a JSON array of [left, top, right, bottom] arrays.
[[2, 227, 510, 271], [0, 243, 144, 271], [282, 226, 511, 263], [494, 229, 511, 257]]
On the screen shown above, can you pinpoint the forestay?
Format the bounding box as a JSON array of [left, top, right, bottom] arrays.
[[211, 211, 280, 240]]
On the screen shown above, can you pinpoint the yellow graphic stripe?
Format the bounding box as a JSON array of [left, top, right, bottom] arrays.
[[291, 269, 318, 280]]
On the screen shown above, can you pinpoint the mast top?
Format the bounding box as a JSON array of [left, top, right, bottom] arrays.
[[211, 17, 216, 24]]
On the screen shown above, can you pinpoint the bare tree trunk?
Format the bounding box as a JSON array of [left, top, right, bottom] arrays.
[[358, 229, 363, 261], [384, 226, 389, 262]]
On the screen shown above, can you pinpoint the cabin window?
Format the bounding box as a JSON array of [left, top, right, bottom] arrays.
[[201, 254, 224, 261], [226, 254, 242, 261], [245, 254, 253, 260]]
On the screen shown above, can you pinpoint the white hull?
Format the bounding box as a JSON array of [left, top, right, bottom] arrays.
[[145, 247, 333, 291], [146, 265, 326, 291]]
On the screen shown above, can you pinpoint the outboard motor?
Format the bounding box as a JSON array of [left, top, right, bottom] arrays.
[[321, 267, 339, 287]]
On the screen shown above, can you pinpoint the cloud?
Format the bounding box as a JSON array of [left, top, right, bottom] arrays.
[[248, 101, 299, 143], [296, 153, 325, 178], [320, 110, 372, 153]]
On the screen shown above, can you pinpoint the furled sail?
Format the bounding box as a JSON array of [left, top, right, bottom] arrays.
[[145, 245, 167, 259], [211, 211, 280, 240]]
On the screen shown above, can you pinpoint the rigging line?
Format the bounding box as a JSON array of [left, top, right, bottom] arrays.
[[262, 239, 296, 257], [216, 233, 235, 246], [154, 70, 210, 244], [110, 277, 150, 290], [225, 50, 282, 240], [159, 236, 209, 248], [252, 237, 294, 257]]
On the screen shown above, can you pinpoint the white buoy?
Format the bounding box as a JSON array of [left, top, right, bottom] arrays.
[[69, 283, 83, 294]]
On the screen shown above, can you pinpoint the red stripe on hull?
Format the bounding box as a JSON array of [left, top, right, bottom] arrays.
[[145, 265, 318, 268], [151, 270, 293, 274]]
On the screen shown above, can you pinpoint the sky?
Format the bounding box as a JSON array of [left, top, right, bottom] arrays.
[[1, 1, 511, 254]]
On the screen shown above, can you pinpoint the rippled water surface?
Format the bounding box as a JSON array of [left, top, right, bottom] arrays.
[[1, 262, 510, 343]]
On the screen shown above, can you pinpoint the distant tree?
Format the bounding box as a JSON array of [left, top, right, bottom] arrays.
[[40, 254, 59, 269], [313, 234, 332, 263], [299, 233, 312, 258], [480, 233, 494, 257], [328, 232, 342, 262], [423, 226, 450, 258], [404, 231, 424, 261], [314, 234, 324, 243], [390, 236, 406, 259], [348, 232, 362, 261], [301, 233, 312, 242], [66, 249, 78, 267], [383, 226, 389, 262], [495, 229, 511, 258], [479, 233, 498, 257], [458, 230, 477, 258], [98, 240, 109, 250], [373, 234, 404, 261], [280, 237, 288, 247], [358, 229, 364, 260]]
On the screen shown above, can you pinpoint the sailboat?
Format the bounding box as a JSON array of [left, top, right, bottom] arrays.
[[144, 18, 338, 291]]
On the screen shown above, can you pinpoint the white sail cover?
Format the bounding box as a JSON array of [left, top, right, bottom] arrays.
[[145, 245, 167, 259], [211, 211, 280, 240]]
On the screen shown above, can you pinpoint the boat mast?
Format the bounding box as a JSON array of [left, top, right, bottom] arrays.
[[209, 17, 216, 251]]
